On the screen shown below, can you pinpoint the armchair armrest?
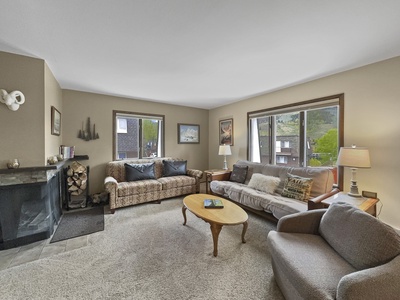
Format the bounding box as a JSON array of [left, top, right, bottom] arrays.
[[277, 209, 327, 234], [308, 188, 340, 210], [337, 255, 400, 300]]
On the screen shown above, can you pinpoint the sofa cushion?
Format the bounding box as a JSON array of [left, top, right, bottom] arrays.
[[319, 202, 400, 270], [281, 174, 313, 201], [163, 160, 187, 177], [247, 173, 280, 194], [118, 180, 162, 196], [229, 164, 248, 184], [157, 175, 195, 190], [125, 162, 156, 181]]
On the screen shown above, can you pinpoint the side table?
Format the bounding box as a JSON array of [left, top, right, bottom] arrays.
[[204, 169, 232, 194], [321, 192, 379, 216]]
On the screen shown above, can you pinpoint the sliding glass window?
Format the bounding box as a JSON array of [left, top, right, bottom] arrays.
[[248, 94, 344, 185]]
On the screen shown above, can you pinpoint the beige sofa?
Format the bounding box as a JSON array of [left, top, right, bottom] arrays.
[[104, 158, 203, 213], [210, 160, 336, 220], [267, 202, 400, 300]]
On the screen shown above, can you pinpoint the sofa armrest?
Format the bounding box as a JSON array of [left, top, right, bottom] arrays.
[[277, 209, 327, 234], [105, 176, 118, 185], [187, 169, 203, 193], [308, 188, 340, 210], [187, 169, 203, 179], [104, 176, 118, 211], [337, 255, 400, 300]]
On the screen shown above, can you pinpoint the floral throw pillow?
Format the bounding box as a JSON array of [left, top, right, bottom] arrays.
[[281, 173, 313, 202]]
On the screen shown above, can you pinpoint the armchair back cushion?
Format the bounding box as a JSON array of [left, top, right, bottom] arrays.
[[319, 202, 400, 270]]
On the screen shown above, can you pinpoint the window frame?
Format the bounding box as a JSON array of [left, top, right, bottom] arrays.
[[247, 94, 344, 190], [113, 110, 165, 160]]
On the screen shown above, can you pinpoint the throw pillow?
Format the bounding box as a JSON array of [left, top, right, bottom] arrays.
[[229, 164, 248, 184], [247, 173, 280, 194], [319, 202, 400, 270], [163, 160, 187, 177], [125, 162, 156, 181], [281, 173, 313, 202]]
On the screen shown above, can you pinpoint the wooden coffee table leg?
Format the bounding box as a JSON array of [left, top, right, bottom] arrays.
[[210, 222, 223, 257], [241, 221, 248, 243], [182, 205, 187, 225]]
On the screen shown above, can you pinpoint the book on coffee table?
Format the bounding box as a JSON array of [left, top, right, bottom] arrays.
[[204, 199, 224, 209]]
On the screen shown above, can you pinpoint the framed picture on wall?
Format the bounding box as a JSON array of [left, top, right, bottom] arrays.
[[51, 106, 61, 136], [178, 123, 200, 144], [219, 118, 233, 145]]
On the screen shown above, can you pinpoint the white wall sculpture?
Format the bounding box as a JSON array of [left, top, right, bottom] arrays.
[[0, 89, 25, 111]]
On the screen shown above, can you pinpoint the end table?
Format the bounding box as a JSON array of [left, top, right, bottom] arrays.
[[321, 192, 379, 216], [204, 169, 232, 194]]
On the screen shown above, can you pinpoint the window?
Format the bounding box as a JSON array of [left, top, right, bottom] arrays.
[[113, 111, 164, 160], [276, 156, 288, 164], [248, 94, 344, 186]]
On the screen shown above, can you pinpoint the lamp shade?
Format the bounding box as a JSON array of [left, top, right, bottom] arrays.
[[218, 145, 232, 156], [337, 146, 371, 168]]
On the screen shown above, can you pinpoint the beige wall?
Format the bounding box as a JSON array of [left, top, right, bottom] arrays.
[[209, 56, 400, 229], [44, 63, 63, 160], [0, 51, 45, 167], [2, 50, 399, 228], [62, 90, 209, 194]]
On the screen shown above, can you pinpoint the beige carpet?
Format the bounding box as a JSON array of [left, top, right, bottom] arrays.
[[0, 197, 284, 300]]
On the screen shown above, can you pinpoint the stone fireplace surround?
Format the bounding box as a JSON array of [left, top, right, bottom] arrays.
[[0, 156, 88, 250]]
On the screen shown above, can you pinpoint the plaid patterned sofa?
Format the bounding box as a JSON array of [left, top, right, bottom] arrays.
[[104, 158, 203, 213]]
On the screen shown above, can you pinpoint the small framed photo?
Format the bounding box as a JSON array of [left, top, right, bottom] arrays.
[[51, 106, 61, 136], [219, 118, 233, 145], [178, 123, 200, 144]]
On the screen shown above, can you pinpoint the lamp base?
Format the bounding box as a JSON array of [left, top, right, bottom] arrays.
[[348, 170, 361, 197], [347, 192, 362, 198], [222, 155, 228, 170]]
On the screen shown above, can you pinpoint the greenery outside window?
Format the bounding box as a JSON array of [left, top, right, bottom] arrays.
[[113, 110, 164, 160], [248, 94, 344, 188]]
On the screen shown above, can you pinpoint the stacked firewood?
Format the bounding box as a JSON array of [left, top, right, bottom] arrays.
[[66, 161, 87, 196]]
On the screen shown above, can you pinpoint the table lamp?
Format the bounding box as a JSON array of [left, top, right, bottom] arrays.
[[219, 145, 231, 170], [337, 145, 371, 197]]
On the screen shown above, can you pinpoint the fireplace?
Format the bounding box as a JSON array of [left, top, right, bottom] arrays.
[[0, 169, 61, 249], [0, 155, 88, 250]]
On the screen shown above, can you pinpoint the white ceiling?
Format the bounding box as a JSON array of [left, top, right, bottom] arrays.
[[1, 1, 400, 109]]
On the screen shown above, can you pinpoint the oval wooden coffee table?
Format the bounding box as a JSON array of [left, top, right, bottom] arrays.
[[182, 193, 248, 257]]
